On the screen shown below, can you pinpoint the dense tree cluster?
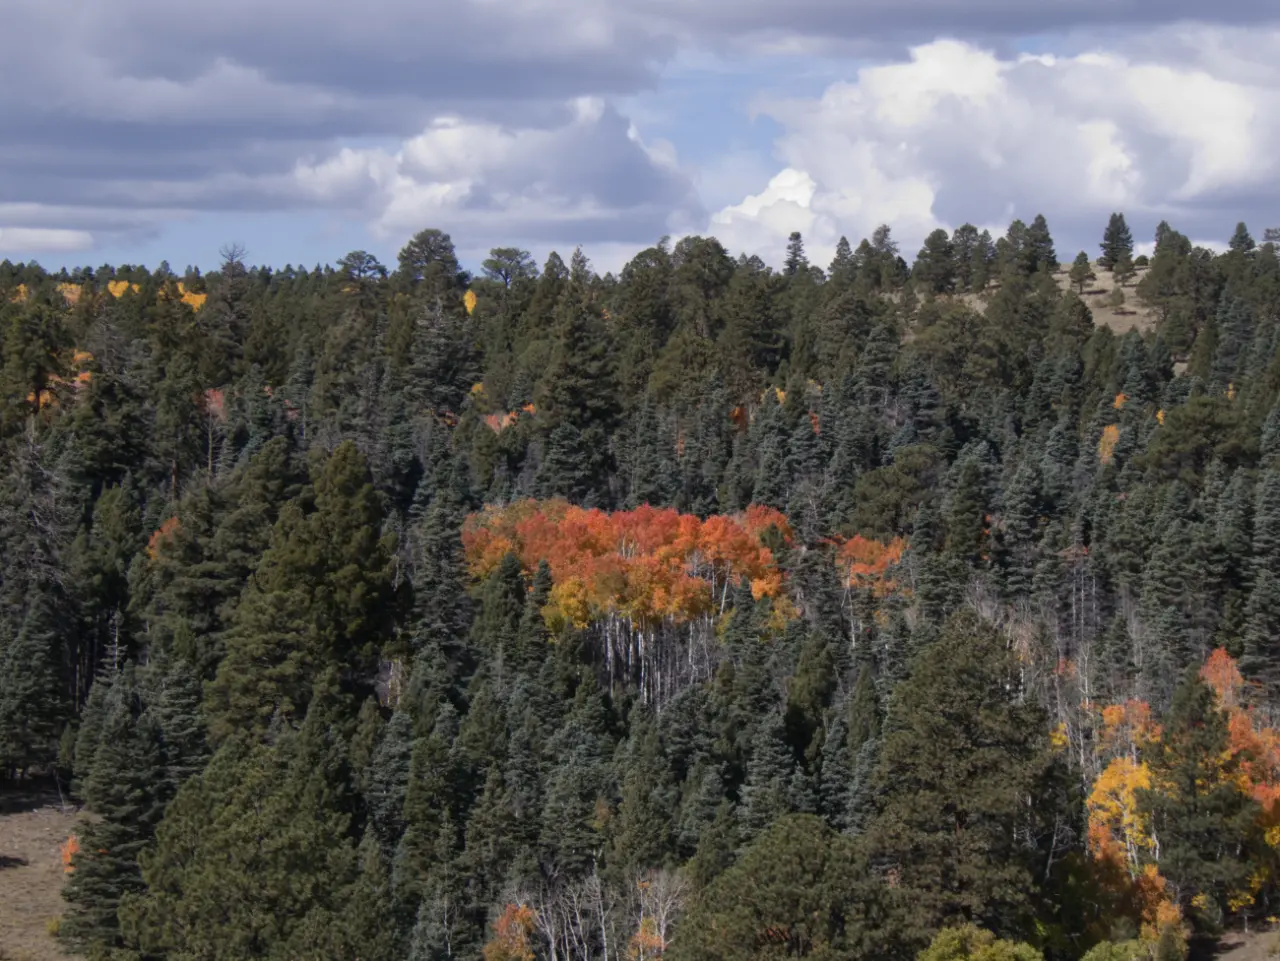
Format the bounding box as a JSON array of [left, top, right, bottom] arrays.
[[1, 212, 1279, 961]]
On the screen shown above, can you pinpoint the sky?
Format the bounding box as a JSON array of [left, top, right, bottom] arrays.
[[3, 0, 1279, 277]]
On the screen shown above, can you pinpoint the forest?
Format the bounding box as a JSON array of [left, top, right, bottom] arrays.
[[0, 211, 1279, 961]]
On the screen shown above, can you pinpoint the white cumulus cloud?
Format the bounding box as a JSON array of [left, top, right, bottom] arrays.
[[707, 32, 1280, 268]]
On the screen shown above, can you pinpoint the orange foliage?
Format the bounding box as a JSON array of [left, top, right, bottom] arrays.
[[26, 389, 56, 410], [1088, 755, 1155, 870], [1097, 699, 1159, 758], [1098, 424, 1120, 464], [834, 535, 906, 596], [61, 834, 79, 873], [1113, 392, 1128, 410], [1202, 648, 1245, 710], [462, 500, 793, 630], [482, 904, 536, 961], [627, 916, 666, 961], [484, 404, 536, 433], [1088, 651, 1280, 925], [203, 388, 227, 423], [1200, 650, 1280, 843], [147, 517, 181, 560]]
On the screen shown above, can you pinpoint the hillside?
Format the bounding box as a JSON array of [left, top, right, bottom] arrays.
[[0, 791, 76, 961]]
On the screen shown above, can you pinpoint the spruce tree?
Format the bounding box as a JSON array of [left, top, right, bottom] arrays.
[[206, 441, 395, 740], [61, 687, 167, 956], [0, 591, 65, 777], [123, 688, 366, 960], [738, 710, 796, 842]]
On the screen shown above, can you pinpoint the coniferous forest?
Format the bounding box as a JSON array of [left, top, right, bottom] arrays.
[[2, 214, 1280, 961]]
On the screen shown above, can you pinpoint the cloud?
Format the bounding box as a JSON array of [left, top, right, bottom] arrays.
[[705, 31, 1280, 268], [291, 99, 702, 253], [0, 227, 95, 255], [2, 0, 1280, 263]]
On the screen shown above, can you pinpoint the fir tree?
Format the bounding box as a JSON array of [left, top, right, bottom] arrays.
[[865, 610, 1053, 951], [206, 441, 396, 739], [62, 685, 167, 956]]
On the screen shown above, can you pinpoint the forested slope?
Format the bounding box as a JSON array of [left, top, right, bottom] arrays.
[[0, 214, 1279, 961]]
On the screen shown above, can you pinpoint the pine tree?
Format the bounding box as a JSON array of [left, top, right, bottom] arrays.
[[612, 714, 677, 871], [784, 232, 808, 277], [368, 708, 414, 851], [1069, 252, 1096, 294], [1025, 214, 1058, 274], [144, 651, 210, 797], [670, 815, 878, 961], [1229, 222, 1256, 255], [865, 610, 1053, 951], [1100, 213, 1135, 271]]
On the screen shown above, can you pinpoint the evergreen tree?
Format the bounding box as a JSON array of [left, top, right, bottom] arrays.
[[123, 688, 366, 960], [865, 610, 1053, 952], [671, 815, 879, 961], [206, 441, 396, 739], [62, 683, 167, 956], [0, 591, 65, 776], [1138, 668, 1262, 926], [1100, 213, 1135, 271], [738, 710, 796, 842], [1069, 252, 1096, 294]]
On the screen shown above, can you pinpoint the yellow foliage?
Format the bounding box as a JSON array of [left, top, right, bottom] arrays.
[[107, 280, 140, 298], [10, 283, 28, 302], [1050, 722, 1070, 752], [1098, 424, 1120, 465], [1156, 410, 1165, 425], [176, 282, 207, 311], [471, 382, 485, 395], [58, 283, 82, 304], [1088, 756, 1155, 870], [1228, 382, 1237, 401], [464, 289, 478, 315]]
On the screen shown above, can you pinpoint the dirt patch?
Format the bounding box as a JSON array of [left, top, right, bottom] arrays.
[[0, 787, 79, 961]]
